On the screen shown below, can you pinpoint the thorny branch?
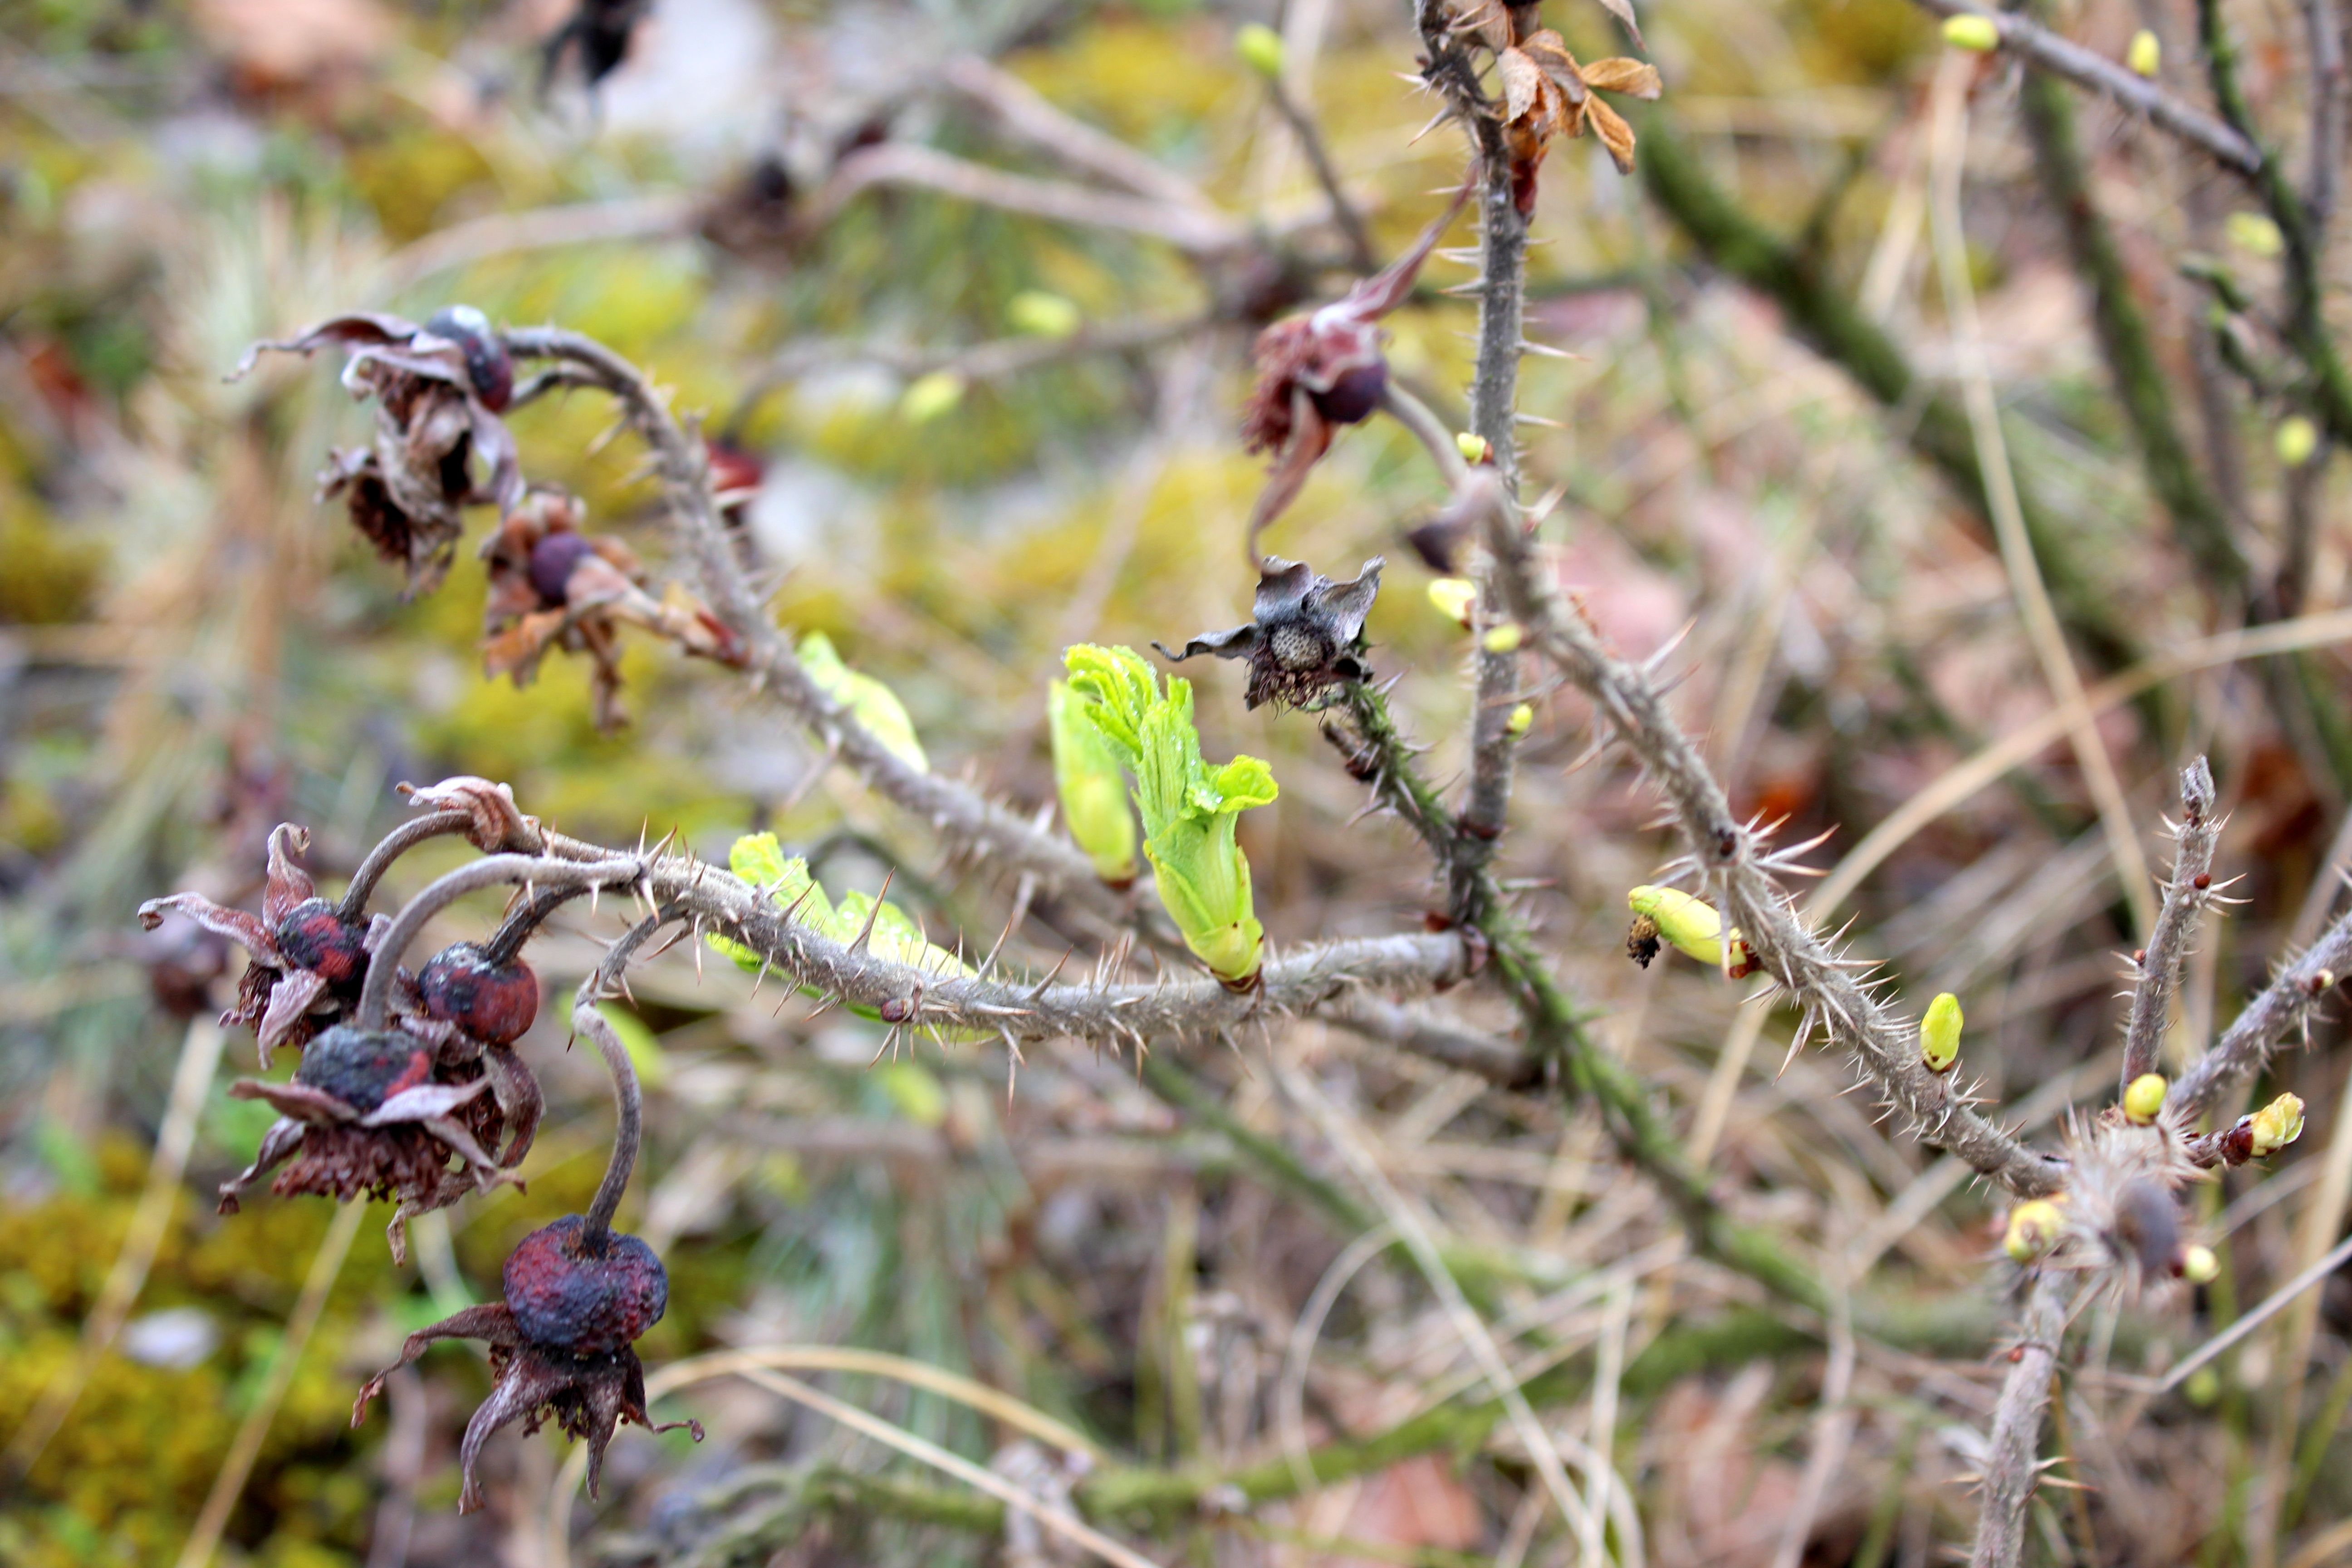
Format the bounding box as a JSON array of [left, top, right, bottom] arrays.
[[499, 328, 1170, 942], [1906, 0, 2261, 176], [2172, 899, 2352, 1124], [1476, 495, 2072, 1197], [2119, 758, 2219, 1088], [1968, 1274, 2069, 1568]]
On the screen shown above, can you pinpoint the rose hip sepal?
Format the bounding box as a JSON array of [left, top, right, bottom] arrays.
[[352, 1217, 703, 1511], [137, 823, 384, 1064], [217, 1023, 516, 1237], [1155, 556, 1382, 712]]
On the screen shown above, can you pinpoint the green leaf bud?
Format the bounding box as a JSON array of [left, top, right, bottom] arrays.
[[1048, 679, 1140, 886], [2249, 1092, 2305, 1156], [2227, 211, 2285, 258], [1506, 702, 1534, 739], [1428, 578, 1476, 627], [1455, 430, 1492, 464], [1626, 885, 1758, 977], [1481, 623, 1524, 653], [2180, 1243, 2219, 1284], [901, 370, 966, 423], [2277, 414, 2319, 467], [1007, 290, 1082, 340], [1942, 14, 2000, 51], [1063, 644, 1276, 986], [2127, 28, 2160, 76], [1235, 22, 1285, 79], [1920, 992, 1963, 1073], [2004, 1198, 2066, 1263], [799, 632, 927, 772], [2123, 1071, 2168, 1125]]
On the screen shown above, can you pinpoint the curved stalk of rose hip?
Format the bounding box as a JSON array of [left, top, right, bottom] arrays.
[[336, 810, 475, 924], [355, 854, 648, 1033], [479, 884, 593, 968], [574, 906, 674, 1252]]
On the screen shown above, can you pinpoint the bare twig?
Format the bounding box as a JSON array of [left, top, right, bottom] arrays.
[[941, 55, 1218, 216], [574, 908, 674, 1249], [1261, 73, 1379, 272], [336, 808, 474, 923], [1906, 0, 2260, 176], [1968, 1273, 2068, 1568], [2120, 758, 2219, 1087]]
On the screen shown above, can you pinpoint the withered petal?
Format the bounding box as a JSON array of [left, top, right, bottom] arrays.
[[397, 776, 542, 854], [1311, 559, 1385, 642], [263, 823, 318, 923], [256, 968, 333, 1067], [1581, 57, 1662, 99], [230, 312, 426, 381], [1152, 624, 1261, 664], [232, 1073, 360, 1123], [136, 892, 276, 957], [364, 1078, 492, 1127], [1245, 396, 1336, 559], [1586, 96, 1639, 174], [218, 1117, 309, 1213]]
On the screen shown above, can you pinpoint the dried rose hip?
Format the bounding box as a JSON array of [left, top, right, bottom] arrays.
[[425, 304, 514, 412], [274, 898, 373, 991], [417, 942, 540, 1046], [503, 1214, 669, 1355], [527, 529, 594, 607], [293, 1023, 436, 1112]]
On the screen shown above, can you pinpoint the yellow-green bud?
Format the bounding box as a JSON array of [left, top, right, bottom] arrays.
[[1456, 430, 1492, 464], [901, 370, 966, 423], [1626, 886, 1758, 977], [1048, 679, 1140, 886], [2127, 28, 2160, 77], [2180, 1244, 2219, 1284], [2004, 1198, 2066, 1263], [2249, 1092, 2305, 1156], [2277, 415, 2319, 467], [1481, 623, 1524, 654], [2123, 1072, 2169, 1125], [1920, 992, 1963, 1073], [1505, 702, 1534, 739], [1942, 13, 2000, 52], [1428, 578, 1476, 627], [2184, 1365, 2221, 1406], [1234, 22, 1285, 79], [2227, 211, 2285, 258], [1007, 290, 1082, 339]]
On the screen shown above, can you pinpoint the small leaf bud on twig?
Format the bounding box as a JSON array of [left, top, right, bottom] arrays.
[[1941, 14, 2000, 51], [2123, 1072, 2169, 1125], [1920, 992, 1963, 1073], [2004, 1199, 2066, 1263]]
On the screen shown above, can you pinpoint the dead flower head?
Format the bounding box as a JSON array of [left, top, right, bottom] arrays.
[[354, 1215, 703, 1511], [1240, 185, 1470, 561], [137, 823, 380, 1064], [234, 307, 524, 596], [1457, 3, 1661, 212], [216, 1023, 521, 1240], [1156, 557, 1384, 710], [480, 491, 744, 731]]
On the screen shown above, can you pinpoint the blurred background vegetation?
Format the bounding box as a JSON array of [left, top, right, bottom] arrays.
[[4, 0, 2351, 1563]]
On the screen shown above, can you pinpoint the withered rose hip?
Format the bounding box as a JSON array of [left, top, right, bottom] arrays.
[[293, 1023, 436, 1113], [425, 304, 514, 412], [418, 942, 540, 1046], [527, 530, 594, 607], [274, 898, 373, 991], [1308, 360, 1388, 426], [503, 1215, 669, 1355]]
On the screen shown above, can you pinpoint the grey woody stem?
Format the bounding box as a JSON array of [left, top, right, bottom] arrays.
[[354, 854, 647, 1032], [575, 909, 671, 1250], [1968, 1274, 2069, 1568], [336, 810, 474, 924], [2119, 757, 2217, 1089]]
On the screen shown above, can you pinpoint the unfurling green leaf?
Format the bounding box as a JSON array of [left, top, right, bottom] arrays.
[[1049, 679, 1141, 885], [709, 833, 972, 1003], [1063, 644, 1276, 986], [799, 631, 928, 772]]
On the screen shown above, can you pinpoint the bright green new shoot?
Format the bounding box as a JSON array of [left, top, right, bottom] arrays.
[[1063, 644, 1277, 986]]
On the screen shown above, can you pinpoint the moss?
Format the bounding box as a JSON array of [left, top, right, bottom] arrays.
[[0, 498, 106, 625]]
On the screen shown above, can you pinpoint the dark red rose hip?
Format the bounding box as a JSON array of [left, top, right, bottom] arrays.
[[528, 530, 594, 607], [293, 1023, 436, 1114], [1308, 359, 1388, 426], [418, 941, 541, 1046], [274, 898, 374, 990], [503, 1214, 669, 1356]]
